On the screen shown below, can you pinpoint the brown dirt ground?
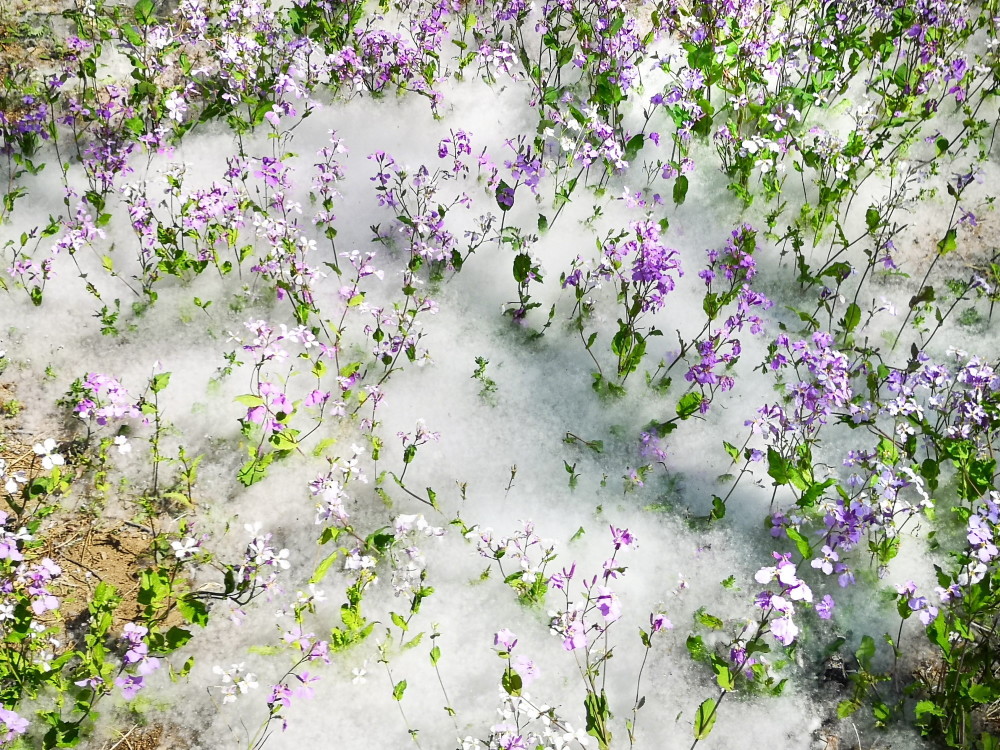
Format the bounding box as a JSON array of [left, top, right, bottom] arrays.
[[0, 398, 187, 748]]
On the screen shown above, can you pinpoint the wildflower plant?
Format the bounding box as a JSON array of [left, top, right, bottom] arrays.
[[3, 0, 1000, 747]]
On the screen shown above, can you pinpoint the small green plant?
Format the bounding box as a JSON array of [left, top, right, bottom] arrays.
[[471, 356, 498, 401]]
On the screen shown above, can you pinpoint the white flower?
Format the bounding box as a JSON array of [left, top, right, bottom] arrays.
[[351, 661, 368, 684], [562, 724, 590, 747], [33, 438, 64, 470], [171, 537, 198, 559], [114, 435, 132, 454], [164, 90, 188, 122], [754, 566, 776, 584], [0, 459, 26, 493], [271, 548, 291, 569], [296, 584, 326, 605]]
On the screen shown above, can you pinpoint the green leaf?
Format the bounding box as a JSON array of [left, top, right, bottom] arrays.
[[237, 453, 274, 486], [855, 634, 876, 671], [785, 527, 812, 559], [429, 645, 441, 666], [391, 612, 409, 631], [402, 632, 424, 650], [623, 133, 645, 163], [310, 549, 340, 584], [842, 303, 861, 333], [248, 645, 283, 656], [937, 228, 957, 255], [722, 441, 740, 462], [767, 448, 791, 486], [161, 626, 193, 651], [695, 609, 724, 630], [914, 699, 945, 720], [876, 436, 900, 466], [513, 253, 532, 284], [121, 23, 143, 46], [584, 691, 612, 749], [693, 698, 717, 739], [714, 664, 735, 690], [134, 0, 155, 25], [908, 285, 936, 309], [865, 206, 880, 232], [177, 597, 209, 626], [392, 680, 407, 701], [673, 175, 689, 206], [676, 392, 703, 420], [150, 372, 172, 393], [837, 700, 861, 718], [709, 495, 726, 521], [501, 667, 522, 697], [686, 635, 710, 662], [968, 683, 994, 703]]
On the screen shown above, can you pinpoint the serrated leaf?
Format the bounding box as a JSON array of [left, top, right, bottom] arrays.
[[968, 683, 994, 703], [914, 699, 945, 719]]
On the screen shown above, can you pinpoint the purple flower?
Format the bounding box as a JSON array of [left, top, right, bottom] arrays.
[[594, 586, 622, 622], [815, 595, 835, 620], [610, 525, 636, 549], [115, 674, 144, 700], [494, 628, 518, 652], [0, 708, 28, 742], [269, 682, 294, 710], [770, 616, 799, 645], [512, 655, 539, 686], [562, 620, 587, 651], [650, 613, 673, 633]]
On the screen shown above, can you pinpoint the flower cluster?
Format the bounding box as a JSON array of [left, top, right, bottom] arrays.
[[475, 521, 558, 604], [753, 552, 825, 646], [213, 662, 260, 704], [66, 373, 143, 427], [388, 513, 445, 598], [231, 523, 291, 602]]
